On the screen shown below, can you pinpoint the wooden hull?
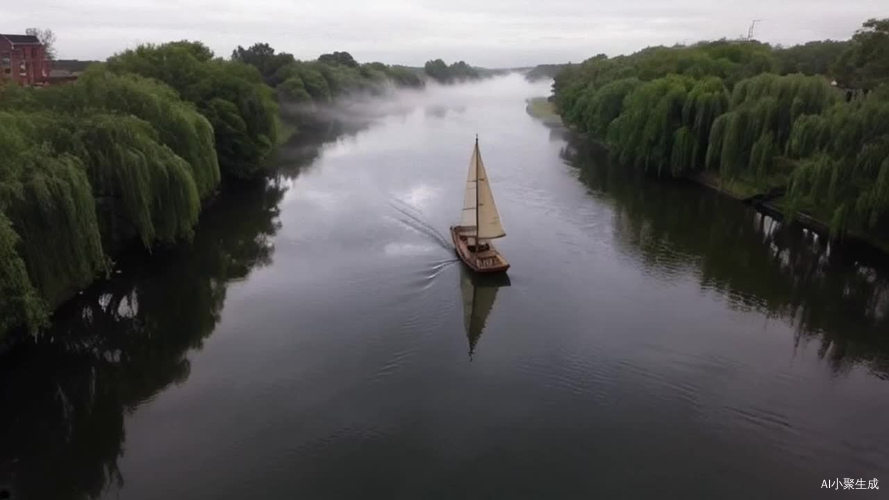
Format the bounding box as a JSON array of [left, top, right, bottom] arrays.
[[450, 226, 510, 273]]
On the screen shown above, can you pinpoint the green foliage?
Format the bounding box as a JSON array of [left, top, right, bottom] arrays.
[[607, 75, 695, 176], [679, 77, 730, 173], [586, 75, 727, 177], [318, 51, 359, 68], [0, 112, 105, 313], [423, 59, 449, 82], [107, 41, 278, 179], [525, 64, 567, 82], [267, 55, 423, 108], [787, 114, 830, 158], [833, 18, 889, 90], [278, 76, 313, 103], [231, 43, 296, 85], [573, 78, 641, 135], [385, 65, 424, 88], [786, 94, 889, 234], [275, 62, 333, 102], [77, 68, 220, 198], [553, 40, 775, 117], [553, 17, 889, 240], [424, 59, 480, 83], [775, 40, 849, 76], [0, 212, 47, 336], [76, 114, 201, 247], [708, 73, 838, 180], [0, 48, 235, 336], [0, 38, 425, 336]]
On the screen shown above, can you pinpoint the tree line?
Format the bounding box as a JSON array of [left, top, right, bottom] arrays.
[[553, 18, 889, 243], [0, 40, 426, 339], [231, 44, 425, 104], [423, 59, 481, 83]]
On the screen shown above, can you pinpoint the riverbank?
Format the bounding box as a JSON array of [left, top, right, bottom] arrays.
[[539, 111, 889, 257], [550, 19, 889, 256], [0, 42, 434, 341], [525, 97, 563, 126], [686, 171, 889, 254]]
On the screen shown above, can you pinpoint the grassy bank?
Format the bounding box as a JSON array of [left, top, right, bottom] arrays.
[[525, 97, 563, 126]]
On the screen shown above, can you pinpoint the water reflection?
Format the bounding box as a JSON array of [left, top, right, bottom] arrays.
[[460, 268, 510, 358], [0, 179, 284, 500], [273, 113, 372, 177], [561, 136, 889, 378]]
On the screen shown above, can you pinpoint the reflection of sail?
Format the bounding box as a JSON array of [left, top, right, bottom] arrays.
[[460, 268, 510, 356]]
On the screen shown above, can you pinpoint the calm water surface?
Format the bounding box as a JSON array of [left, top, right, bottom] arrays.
[[2, 74, 888, 499]]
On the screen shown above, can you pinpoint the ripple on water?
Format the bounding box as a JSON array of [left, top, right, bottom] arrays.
[[519, 345, 614, 404], [615, 358, 704, 410], [724, 405, 795, 432], [372, 346, 418, 382]]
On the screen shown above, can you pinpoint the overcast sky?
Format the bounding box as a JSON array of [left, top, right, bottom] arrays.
[[4, 0, 886, 66]]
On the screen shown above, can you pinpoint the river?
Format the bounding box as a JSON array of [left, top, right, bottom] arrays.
[[1, 74, 888, 499]]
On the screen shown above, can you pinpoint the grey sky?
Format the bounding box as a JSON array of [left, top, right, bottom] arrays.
[[4, 0, 886, 66]]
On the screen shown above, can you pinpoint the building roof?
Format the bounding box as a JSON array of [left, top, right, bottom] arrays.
[[1, 34, 42, 45], [53, 59, 94, 72]]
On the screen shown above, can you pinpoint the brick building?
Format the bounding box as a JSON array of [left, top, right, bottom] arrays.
[[0, 34, 51, 86]]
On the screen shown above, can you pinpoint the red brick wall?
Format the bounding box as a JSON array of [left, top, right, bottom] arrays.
[[0, 39, 50, 86]]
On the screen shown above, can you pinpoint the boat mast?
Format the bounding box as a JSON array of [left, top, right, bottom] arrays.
[[475, 135, 480, 249]]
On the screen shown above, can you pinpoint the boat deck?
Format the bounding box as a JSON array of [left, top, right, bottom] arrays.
[[450, 226, 510, 273]]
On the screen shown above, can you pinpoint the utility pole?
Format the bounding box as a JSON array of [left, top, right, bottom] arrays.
[[747, 19, 761, 41]]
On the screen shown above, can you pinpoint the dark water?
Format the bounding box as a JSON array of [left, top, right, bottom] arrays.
[[2, 74, 888, 499]]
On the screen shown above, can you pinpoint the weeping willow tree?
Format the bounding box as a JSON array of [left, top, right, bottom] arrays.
[[560, 69, 728, 178], [706, 73, 839, 183], [0, 64, 219, 337], [76, 69, 220, 199], [577, 77, 641, 136], [606, 75, 699, 176], [550, 17, 889, 244], [3, 68, 221, 200], [0, 112, 105, 322], [74, 115, 201, 248], [785, 95, 889, 235], [672, 77, 730, 175], [553, 40, 775, 119], [106, 41, 278, 179], [0, 212, 47, 337]]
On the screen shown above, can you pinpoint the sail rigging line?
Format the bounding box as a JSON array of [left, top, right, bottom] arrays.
[[475, 138, 480, 247]]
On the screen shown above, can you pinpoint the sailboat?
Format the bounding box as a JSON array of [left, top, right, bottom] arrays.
[[450, 137, 510, 273]]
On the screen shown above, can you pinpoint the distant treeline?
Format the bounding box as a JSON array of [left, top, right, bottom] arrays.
[[0, 40, 426, 339], [525, 64, 568, 82], [553, 18, 889, 242], [423, 59, 484, 83], [231, 44, 425, 103]]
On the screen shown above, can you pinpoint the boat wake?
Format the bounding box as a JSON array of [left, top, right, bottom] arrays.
[[387, 198, 453, 252]]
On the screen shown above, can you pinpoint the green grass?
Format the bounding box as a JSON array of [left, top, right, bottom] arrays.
[[275, 115, 297, 146], [525, 97, 563, 126]]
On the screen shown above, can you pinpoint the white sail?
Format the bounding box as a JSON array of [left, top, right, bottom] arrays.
[[460, 141, 505, 240]]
